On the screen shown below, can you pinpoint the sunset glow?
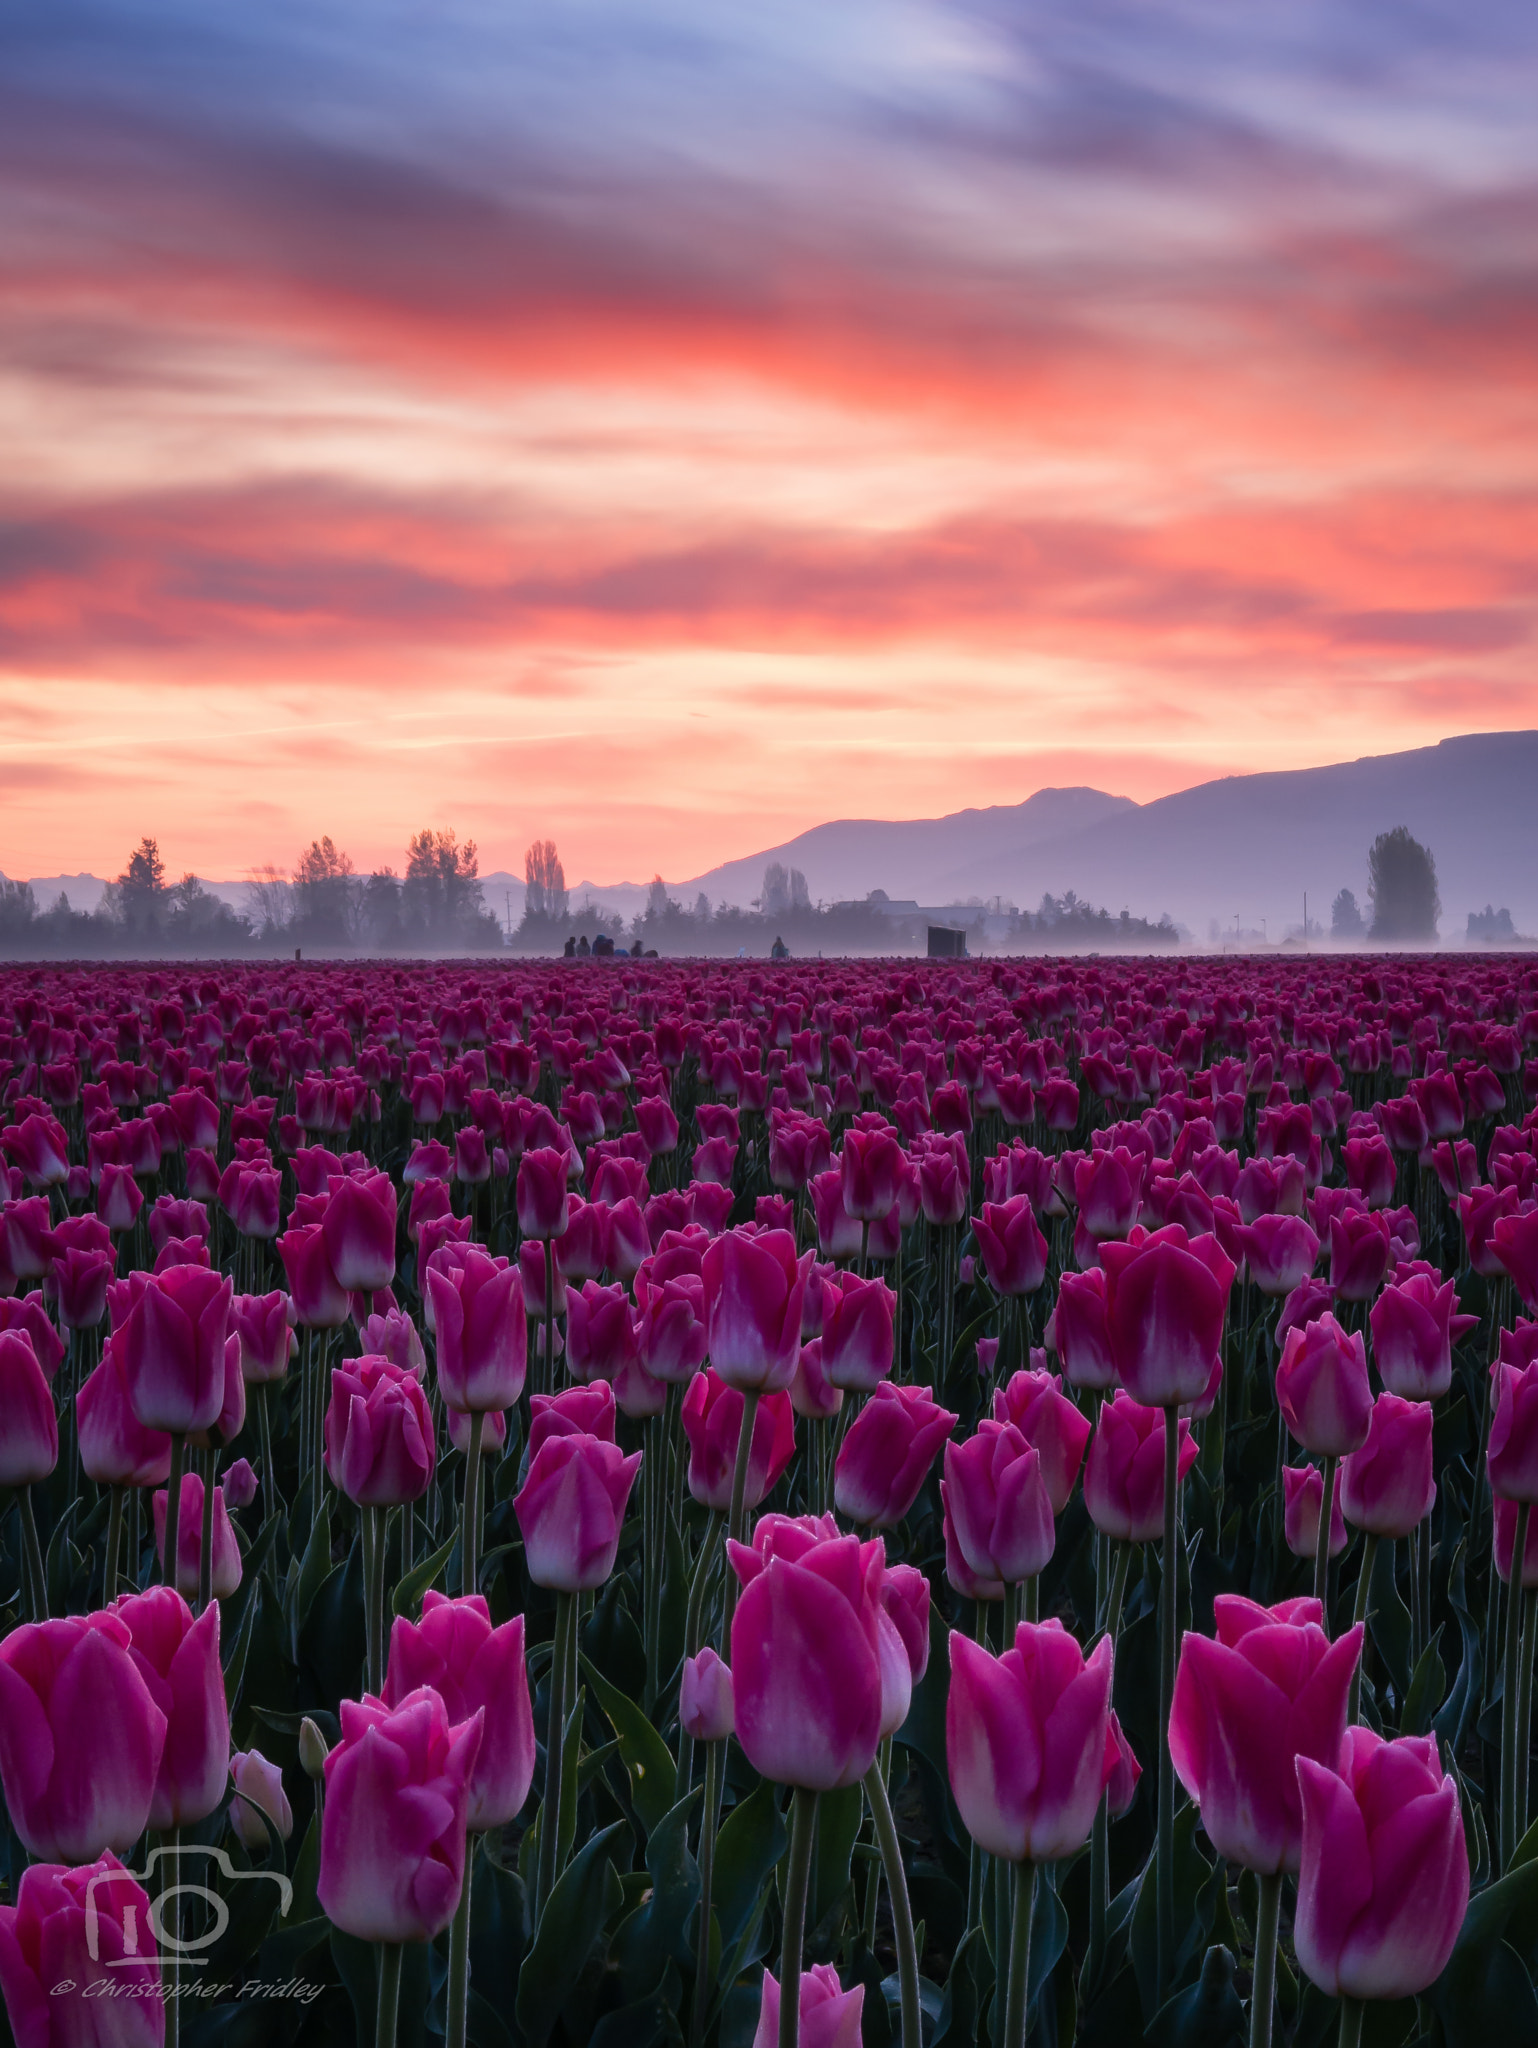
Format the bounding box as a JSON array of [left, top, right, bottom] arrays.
[[3, 0, 1536, 885]]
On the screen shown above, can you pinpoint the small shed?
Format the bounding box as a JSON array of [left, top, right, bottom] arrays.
[[927, 925, 967, 958]]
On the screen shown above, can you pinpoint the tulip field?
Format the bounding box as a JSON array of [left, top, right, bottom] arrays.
[[6, 954, 1538, 2048]]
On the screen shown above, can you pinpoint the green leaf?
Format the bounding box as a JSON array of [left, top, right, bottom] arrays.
[[588, 1962, 684, 2048], [514, 1821, 627, 2047], [1431, 1859, 1538, 2048], [296, 1540, 365, 1716], [809, 1781, 864, 1934], [288, 1496, 332, 1658], [712, 1779, 788, 1962], [1368, 1530, 1412, 1700], [1143, 1943, 1245, 2048], [391, 1527, 457, 1617], [1401, 1627, 1446, 1736], [582, 1654, 678, 1836], [610, 1790, 702, 1997], [1129, 1807, 1214, 2020], [467, 1845, 529, 2018]]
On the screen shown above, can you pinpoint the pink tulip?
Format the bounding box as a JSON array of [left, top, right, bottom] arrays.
[[53, 1245, 114, 1331], [682, 1368, 796, 1511], [1232, 1215, 1320, 1298], [565, 1278, 640, 1386], [942, 1425, 1055, 1585], [115, 1588, 229, 1828], [1274, 1312, 1372, 1458], [1488, 1355, 1538, 1502], [1294, 1728, 1468, 2000], [842, 1126, 904, 1222], [701, 1227, 812, 1392], [918, 1140, 969, 1227], [0, 1331, 57, 1488], [1328, 1211, 1391, 1304], [0, 1613, 168, 1859], [635, 1272, 708, 1383], [992, 1368, 1092, 1512], [1, 1197, 54, 1278], [680, 1648, 736, 1742], [514, 1432, 641, 1590], [318, 1688, 483, 1943], [232, 1290, 295, 1384], [0, 1293, 64, 1379], [384, 1593, 534, 1831], [1340, 1394, 1435, 1538], [118, 1265, 233, 1435], [1494, 1496, 1538, 1585], [0, 1856, 164, 2044], [554, 1199, 608, 1283], [972, 1196, 1050, 1297], [222, 1456, 258, 1511], [97, 1162, 144, 1234], [1053, 1267, 1118, 1391], [1074, 1147, 1145, 1244], [809, 1169, 863, 1260], [77, 1334, 173, 1488], [819, 1271, 895, 1392], [321, 1170, 397, 1293], [1102, 1225, 1228, 1408], [528, 1382, 617, 1461], [218, 1160, 282, 1239], [1369, 1273, 1467, 1401], [728, 1520, 885, 1788], [1106, 1711, 1142, 1817], [752, 1963, 864, 2048], [790, 1337, 844, 1420], [152, 1471, 242, 1600], [325, 1354, 435, 1507], [2, 1114, 70, 1188], [277, 1223, 350, 1329], [946, 1620, 1114, 1861], [517, 1148, 570, 1240], [1169, 1594, 1362, 1874], [832, 1381, 957, 1529], [230, 1747, 294, 1852], [1084, 1390, 1197, 1541], [1283, 1465, 1348, 1561], [427, 1247, 526, 1413]]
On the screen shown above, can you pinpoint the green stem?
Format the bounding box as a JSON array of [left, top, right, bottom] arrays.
[[1519, 1587, 1538, 1849], [365, 1504, 388, 1696], [723, 1389, 761, 1656], [779, 1786, 819, 2048], [864, 1755, 922, 2048], [258, 1381, 279, 1524], [690, 1740, 723, 2048], [543, 1240, 555, 1400], [445, 1834, 476, 2048], [1338, 1996, 1364, 2048], [164, 1434, 186, 1591], [104, 1483, 125, 1607], [18, 1487, 47, 1622], [1347, 1533, 1378, 1724], [198, 1448, 218, 1614], [1504, 1502, 1532, 1870], [462, 1411, 485, 1598], [1314, 1456, 1337, 1622], [1250, 1871, 1282, 2048], [536, 1590, 576, 1921], [1087, 1539, 1133, 1990], [1002, 1861, 1037, 2048], [162, 1828, 180, 2048], [376, 1941, 403, 2048], [1157, 1404, 1179, 2001]]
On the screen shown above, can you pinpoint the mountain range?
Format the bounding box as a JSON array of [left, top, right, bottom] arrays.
[[18, 731, 1538, 943]]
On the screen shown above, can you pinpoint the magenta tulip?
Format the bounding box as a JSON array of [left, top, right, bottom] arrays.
[[528, 1382, 617, 1460], [231, 1290, 295, 1384], [514, 1432, 641, 1590], [942, 1426, 1056, 1585], [1275, 1313, 1373, 1457], [77, 1334, 173, 1488], [1052, 1267, 1117, 1391], [427, 1248, 526, 1412], [1102, 1225, 1228, 1408], [516, 1148, 570, 1240], [384, 1593, 534, 1831], [1294, 1728, 1468, 1999], [152, 1471, 242, 1600], [701, 1227, 811, 1392], [565, 1278, 639, 1386], [972, 1196, 1050, 1297], [992, 1368, 1092, 1512], [1232, 1215, 1321, 1298], [325, 1354, 435, 1507], [1340, 1395, 1436, 1538], [115, 1588, 229, 1829], [0, 1331, 57, 1488], [1169, 1594, 1362, 1873], [277, 1223, 350, 1329], [0, 1856, 164, 2045], [321, 1169, 397, 1292], [230, 1748, 294, 1853], [832, 1381, 957, 1529], [819, 1271, 895, 1392], [0, 1613, 168, 1859], [946, 1620, 1114, 1861], [1084, 1390, 1197, 1541], [752, 1963, 864, 2048], [1368, 1273, 1466, 1401], [318, 1688, 483, 1942], [680, 1648, 736, 1743], [682, 1368, 796, 1511], [118, 1265, 233, 1435], [1488, 1355, 1538, 1502], [1283, 1465, 1348, 1561]]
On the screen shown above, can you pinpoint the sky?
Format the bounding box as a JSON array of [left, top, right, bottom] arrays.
[[2, 0, 1537, 889]]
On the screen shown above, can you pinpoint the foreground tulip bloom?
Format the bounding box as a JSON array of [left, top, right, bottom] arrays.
[[942, 1425, 1056, 1586], [973, 1196, 1050, 1297], [1294, 1729, 1468, 2001], [277, 1223, 350, 1329], [701, 1227, 811, 1392], [1488, 1355, 1538, 1502], [322, 1169, 398, 1292], [1275, 1313, 1373, 1457], [78, 1334, 173, 1488], [318, 1687, 483, 1943], [115, 1588, 229, 1829], [152, 1471, 243, 1600], [516, 1148, 570, 1240], [0, 1613, 168, 1859], [1368, 1272, 1466, 1401], [1170, 1595, 1362, 1875], [819, 1271, 896, 1391], [384, 1594, 534, 1831], [230, 1747, 294, 1853], [0, 1855, 164, 2046], [119, 1265, 233, 1435], [946, 1620, 1114, 1862], [682, 1368, 796, 1511], [832, 1381, 957, 1529], [1084, 1390, 1197, 1541], [427, 1248, 527, 1412], [992, 1367, 1092, 1512], [680, 1647, 736, 1743], [0, 1329, 57, 1488], [1232, 1215, 1321, 1298], [1053, 1267, 1118, 1390], [514, 1432, 641, 1590], [231, 1289, 295, 1383], [729, 1523, 885, 1789], [1102, 1226, 1228, 1408], [752, 1963, 864, 2048], [325, 1354, 435, 1506], [1340, 1394, 1436, 1538]]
